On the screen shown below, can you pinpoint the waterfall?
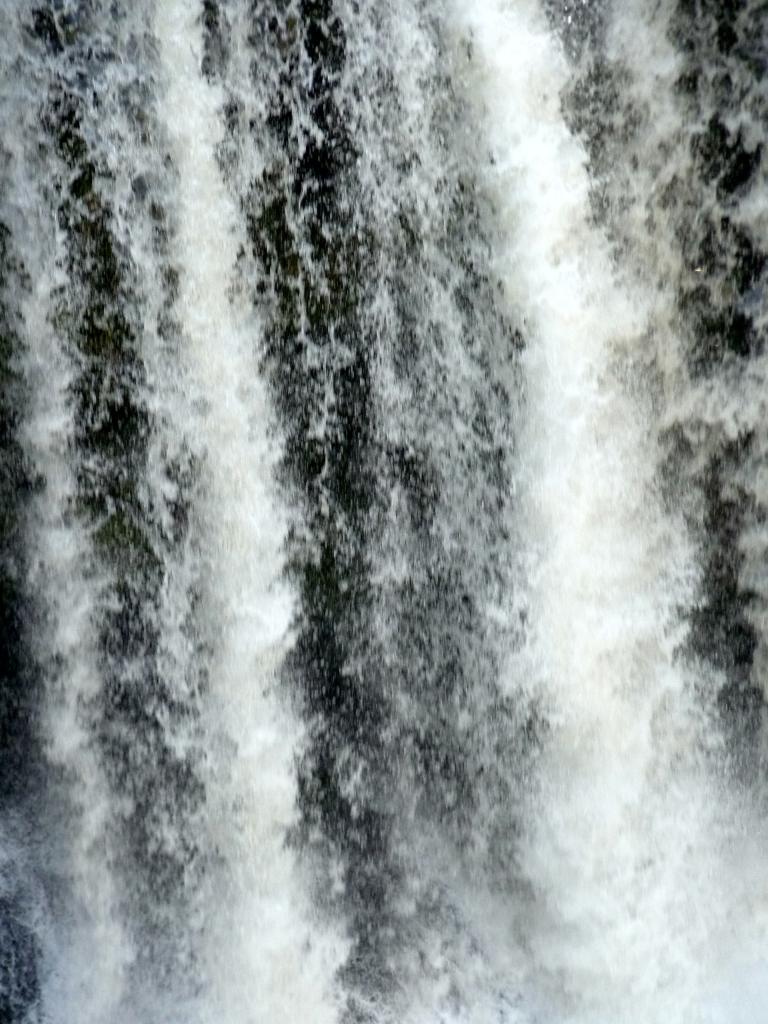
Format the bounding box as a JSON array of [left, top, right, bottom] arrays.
[[0, 1, 766, 1022], [455, 3, 731, 1018], [154, 3, 344, 1019]]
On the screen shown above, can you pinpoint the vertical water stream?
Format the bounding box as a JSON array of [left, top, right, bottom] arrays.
[[155, 4, 344, 1019]]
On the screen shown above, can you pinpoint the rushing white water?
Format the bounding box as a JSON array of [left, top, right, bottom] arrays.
[[446, 3, 768, 1023], [25, 238, 132, 1024], [154, 5, 345, 1022], [0, 19, 132, 1021], [1, 1, 767, 1022]]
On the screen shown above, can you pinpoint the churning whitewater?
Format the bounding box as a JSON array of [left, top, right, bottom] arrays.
[[0, 1, 766, 1022]]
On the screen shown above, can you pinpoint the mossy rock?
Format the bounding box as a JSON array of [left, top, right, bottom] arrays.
[[93, 509, 161, 584]]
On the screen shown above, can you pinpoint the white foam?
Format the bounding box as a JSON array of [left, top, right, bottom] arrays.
[[155, 4, 345, 1021], [443, 2, 744, 1021]]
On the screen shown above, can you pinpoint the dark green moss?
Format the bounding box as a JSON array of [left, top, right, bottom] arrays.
[[93, 509, 161, 584]]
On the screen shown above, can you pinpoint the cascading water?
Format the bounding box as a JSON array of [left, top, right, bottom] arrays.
[[0, 1, 766, 1022]]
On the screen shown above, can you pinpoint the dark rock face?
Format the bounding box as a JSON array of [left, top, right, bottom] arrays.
[[0, 898, 40, 1024], [0, 220, 39, 805], [0, 219, 42, 1024]]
